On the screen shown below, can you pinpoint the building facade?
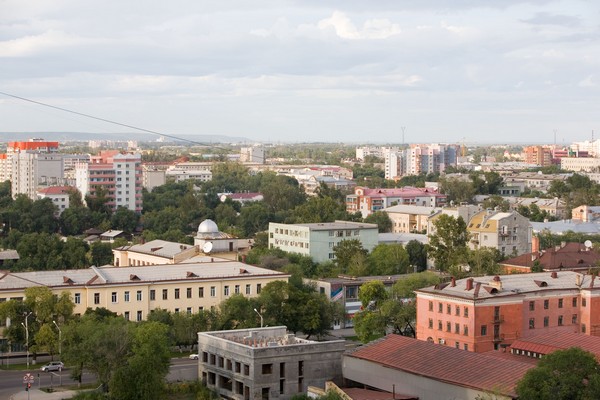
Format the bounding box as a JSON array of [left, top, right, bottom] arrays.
[[268, 221, 378, 263], [37, 186, 73, 216], [197, 326, 345, 400], [347, 186, 447, 218], [467, 210, 532, 257], [415, 271, 600, 353]]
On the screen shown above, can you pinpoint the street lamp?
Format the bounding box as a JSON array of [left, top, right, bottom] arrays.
[[253, 308, 263, 328], [52, 320, 62, 358], [22, 311, 32, 369]]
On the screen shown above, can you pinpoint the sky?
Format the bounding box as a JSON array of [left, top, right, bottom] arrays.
[[0, 0, 599, 144]]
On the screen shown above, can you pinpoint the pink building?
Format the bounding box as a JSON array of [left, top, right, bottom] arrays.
[[346, 186, 446, 218]]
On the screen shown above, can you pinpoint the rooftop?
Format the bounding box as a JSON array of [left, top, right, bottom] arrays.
[[356, 187, 444, 198], [347, 334, 534, 398], [502, 242, 600, 271], [275, 220, 377, 231], [383, 204, 441, 215], [200, 326, 343, 349], [37, 186, 73, 195], [118, 239, 194, 259], [510, 331, 600, 360]]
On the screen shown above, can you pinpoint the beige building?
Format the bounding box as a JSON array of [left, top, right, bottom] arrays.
[[0, 262, 289, 323], [467, 210, 532, 257], [561, 157, 600, 172], [384, 205, 441, 234], [113, 239, 199, 267]]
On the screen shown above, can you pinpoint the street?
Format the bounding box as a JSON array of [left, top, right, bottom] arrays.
[[0, 358, 198, 399]]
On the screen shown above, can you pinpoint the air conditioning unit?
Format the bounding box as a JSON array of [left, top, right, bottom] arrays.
[[439, 339, 446, 345]]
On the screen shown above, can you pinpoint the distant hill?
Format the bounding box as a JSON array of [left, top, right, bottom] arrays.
[[0, 132, 254, 144]]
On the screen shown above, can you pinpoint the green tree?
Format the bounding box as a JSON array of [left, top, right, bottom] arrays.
[[405, 240, 428, 272], [516, 347, 600, 400], [427, 215, 469, 271], [111, 206, 140, 232], [368, 244, 410, 275], [364, 211, 393, 233], [333, 239, 368, 274], [90, 242, 114, 266], [439, 177, 475, 204]]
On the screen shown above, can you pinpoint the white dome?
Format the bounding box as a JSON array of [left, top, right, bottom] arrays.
[[198, 219, 219, 234]]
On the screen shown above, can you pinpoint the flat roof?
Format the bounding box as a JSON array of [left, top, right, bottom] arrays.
[[273, 220, 377, 231], [120, 239, 194, 259]]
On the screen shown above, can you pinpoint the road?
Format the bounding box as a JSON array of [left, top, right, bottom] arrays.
[[0, 358, 198, 399]]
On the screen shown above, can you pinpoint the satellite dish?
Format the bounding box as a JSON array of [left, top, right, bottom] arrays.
[[203, 242, 213, 254], [584, 240, 592, 249]]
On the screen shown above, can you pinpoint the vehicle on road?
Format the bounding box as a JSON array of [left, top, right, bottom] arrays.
[[189, 354, 199, 360], [40, 361, 64, 372]]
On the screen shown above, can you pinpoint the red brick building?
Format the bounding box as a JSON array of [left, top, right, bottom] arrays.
[[416, 271, 600, 353]]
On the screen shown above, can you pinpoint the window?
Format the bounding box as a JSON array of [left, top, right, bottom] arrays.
[[573, 298, 578, 307], [124, 311, 130, 320], [210, 286, 216, 297], [438, 320, 442, 331], [446, 322, 451, 332], [162, 289, 168, 300], [257, 284, 262, 294], [572, 314, 578, 324], [447, 304, 451, 314], [199, 287, 204, 298], [74, 293, 81, 304], [428, 319, 433, 329], [137, 290, 142, 301], [455, 306, 460, 316], [455, 342, 460, 349], [137, 311, 142, 322], [246, 284, 251, 295], [481, 325, 487, 336], [175, 288, 180, 299], [558, 298, 563, 308], [262, 364, 273, 374], [429, 301, 433, 311], [187, 288, 192, 298], [94, 293, 100, 304], [150, 290, 156, 301], [224, 286, 230, 296], [455, 323, 460, 334], [346, 287, 357, 299], [187, 307, 192, 315], [583, 298, 587, 307], [543, 300, 549, 309], [235, 285, 240, 294], [112, 292, 118, 303], [464, 307, 469, 317], [529, 318, 535, 329], [464, 344, 468, 351], [124, 291, 130, 302], [543, 316, 549, 327], [558, 315, 563, 326], [438, 303, 443, 313], [529, 301, 535, 311], [463, 325, 468, 336]]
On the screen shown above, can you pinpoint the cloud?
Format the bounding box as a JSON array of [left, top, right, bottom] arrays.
[[317, 11, 401, 39], [578, 75, 596, 87], [521, 12, 581, 27], [0, 30, 100, 57]]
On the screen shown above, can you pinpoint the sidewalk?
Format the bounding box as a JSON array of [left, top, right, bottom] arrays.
[[11, 388, 79, 400]]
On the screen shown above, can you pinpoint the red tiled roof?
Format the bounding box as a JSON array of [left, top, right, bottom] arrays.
[[502, 242, 600, 271], [510, 331, 600, 360], [347, 335, 534, 397], [341, 388, 416, 400], [37, 186, 74, 195], [228, 192, 263, 200]]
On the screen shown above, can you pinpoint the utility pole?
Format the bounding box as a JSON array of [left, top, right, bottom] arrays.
[[253, 308, 264, 328], [52, 320, 62, 358], [21, 312, 32, 369]]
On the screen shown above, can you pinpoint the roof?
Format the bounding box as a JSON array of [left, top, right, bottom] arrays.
[[383, 204, 441, 215], [0, 261, 288, 291], [226, 192, 263, 200], [346, 334, 534, 397], [276, 220, 377, 231], [340, 388, 416, 400], [313, 274, 415, 286], [100, 230, 124, 238], [510, 331, 600, 360], [37, 186, 73, 195], [378, 232, 428, 245], [416, 271, 589, 301], [357, 187, 445, 198], [119, 240, 194, 259], [531, 220, 600, 235], [501, 242, 600, 271], [0, 250, 19, 260]]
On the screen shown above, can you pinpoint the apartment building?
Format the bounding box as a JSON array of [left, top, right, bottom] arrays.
[[75, 150, 142, 212], [347, 186, 447, 218], [467, 210, 532, 257], [37, 186, 73, 216], [268, 221, 378, 263], [240, 146, 265, 164], [382, 144, 459, 180], [415, 271, 600, 353], [197, 326, 345, 400], [561, 157, 600, 172], [384, 205, 441, 234], [523, 145, 553, 166]]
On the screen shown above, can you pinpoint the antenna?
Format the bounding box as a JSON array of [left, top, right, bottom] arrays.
[[202, 242, 213, 254]]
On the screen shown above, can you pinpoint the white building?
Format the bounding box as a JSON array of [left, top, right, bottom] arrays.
[[240, 146, 265, 164], [166, 168, 212, 182], [37, 186, 73, 216], [561, 157, 600, 173], [268, 221, 378, 263]]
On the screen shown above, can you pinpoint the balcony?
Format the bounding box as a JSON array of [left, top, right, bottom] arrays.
[[493, 333, 505, 342], [493, 314, 504, 323]]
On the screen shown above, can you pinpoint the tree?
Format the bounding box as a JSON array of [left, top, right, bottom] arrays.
[[516, 347, 600, 400], [405, 240, 428, 272], [90, 242, 114, 266], [364, 211, 393, 233], [368, 244, 410, 275], [333, 239, 368, 274], [427, 215, 469, 271], [111, 206, 140, 232], [439, 177, 475, 204]]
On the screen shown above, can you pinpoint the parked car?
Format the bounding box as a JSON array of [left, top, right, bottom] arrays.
[[189, 354, 199, 360], [40, 361, 64, 372]]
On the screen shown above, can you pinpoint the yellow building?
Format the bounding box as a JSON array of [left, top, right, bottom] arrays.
[[0, 261, 289, 321]]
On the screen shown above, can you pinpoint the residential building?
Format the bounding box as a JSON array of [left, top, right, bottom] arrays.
[[415, 271, 600, 353], [0, 262, 289, 350], [467, 210, 532, 257], [268, 221, 378, 263], [572, 139, 600, 157], [343, 334, 533, 400], [142, 164, 168, 191], [240, 146, 265, 164], [507, 197, 567, 219], [523, 145, 553, 166], [572, 205, 600, 222], [75, 151, 142, 212], [382, 144, 459, 180], [561, 157, 600, 173], [384, 205, 441, 234], [308, 275, 414, 329], [347, 186, 447, 219], [197, 326, 345, 400], [166, 168, 212, 182], [502, 172, 570, 193], [425, 204, 482, 236], [37, 186, 73, 216], [113, 239, 198, 267], [500, 242, 600, 273], [356, 146, 397, 161]]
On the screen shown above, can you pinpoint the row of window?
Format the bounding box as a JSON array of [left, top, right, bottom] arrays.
[[328, 230, 360, 237], [528, 297, 580, 311], [528, 314, 578, 329], [428, 319, 470, 336], [428, 301, 470, 318], [89, 284, 264, 305]]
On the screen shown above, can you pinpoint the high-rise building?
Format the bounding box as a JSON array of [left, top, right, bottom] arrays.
[[76, 150, 142, 213]]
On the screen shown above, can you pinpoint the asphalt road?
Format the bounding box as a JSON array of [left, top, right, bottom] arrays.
[[0, 358, 198, 399]]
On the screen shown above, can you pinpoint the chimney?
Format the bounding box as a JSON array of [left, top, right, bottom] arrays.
[[242, 255, 247, 263], [576, 274, 582, 286], [590, 275, 595, 289], [551, 271, 558, 279], [531, 235, 540, 253], [466, 278, 474, 291], [489, 275, 503, 290]]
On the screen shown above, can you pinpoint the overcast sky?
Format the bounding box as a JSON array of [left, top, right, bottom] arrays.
[[0, 1, 598, 144]]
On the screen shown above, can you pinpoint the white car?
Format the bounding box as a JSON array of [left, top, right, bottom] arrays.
[[41, 361, 64, 372], [189, 354, 199, 360]]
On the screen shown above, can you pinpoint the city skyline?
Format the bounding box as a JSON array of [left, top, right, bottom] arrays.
[[1, 1, 598, 144]]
